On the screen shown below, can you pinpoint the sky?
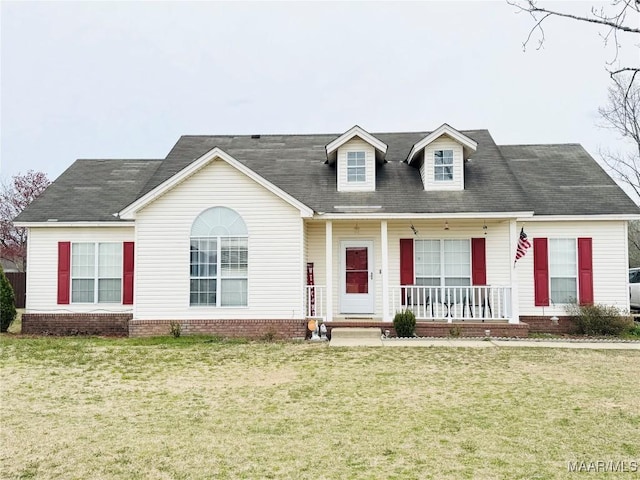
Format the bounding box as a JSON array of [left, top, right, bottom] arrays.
[[1, 1, 638, 202]]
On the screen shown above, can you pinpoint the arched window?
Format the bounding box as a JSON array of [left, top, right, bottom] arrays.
[[190, 207, 248, 306]]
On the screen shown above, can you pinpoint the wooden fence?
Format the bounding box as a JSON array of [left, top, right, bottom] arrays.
[[6, 272, 26, 308]]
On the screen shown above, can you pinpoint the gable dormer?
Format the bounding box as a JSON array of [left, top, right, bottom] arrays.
[[326, 125, 387, 192], [406, 124, 477, 191]]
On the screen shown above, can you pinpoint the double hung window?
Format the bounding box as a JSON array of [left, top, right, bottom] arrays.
[[190, 207, 248, 307], [414, 239, 471, 286], [346, 151, 366, 183], [434, 150, 454, 181], [71, 242, 122, 303], [549, 238, 577, 304]]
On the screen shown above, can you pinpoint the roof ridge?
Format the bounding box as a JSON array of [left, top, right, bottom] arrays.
[[73, 158, 164, 162], [176, 128, 491, 139], [500, 142, 582, 147]]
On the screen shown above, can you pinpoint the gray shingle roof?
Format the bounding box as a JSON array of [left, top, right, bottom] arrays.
[[500, 144, 639, 215], [144, 129, 533, 214], [16, 130, 639, 222], [15, 159, 162, 222]]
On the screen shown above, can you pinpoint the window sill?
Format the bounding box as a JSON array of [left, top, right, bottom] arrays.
[[189, 305, 249, 309]]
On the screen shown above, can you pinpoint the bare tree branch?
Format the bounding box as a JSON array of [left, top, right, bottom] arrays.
[[510, 1, 640, 265], [510, 0, 640, 36], [522, 11, 551, 50], [509, 0, 640, 90], [598, 73, 640, 204], [628, 220, 640, 266]]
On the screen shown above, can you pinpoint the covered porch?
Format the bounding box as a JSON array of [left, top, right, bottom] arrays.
[[303, 217, 523, 326], [305, 284, 512, 322]]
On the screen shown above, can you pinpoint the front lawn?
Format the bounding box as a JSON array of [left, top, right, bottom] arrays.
[[1, 336, 638, 479]]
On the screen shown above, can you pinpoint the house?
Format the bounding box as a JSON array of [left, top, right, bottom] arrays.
[[15, 124, 639, 337]]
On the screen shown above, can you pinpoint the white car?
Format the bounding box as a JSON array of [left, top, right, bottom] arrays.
[[630, 268, 640, 311]]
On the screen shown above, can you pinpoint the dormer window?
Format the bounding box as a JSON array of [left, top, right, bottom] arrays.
[[326, 126, 387, 192], [434, 150, 454, 182], [406, 124, 478, 192], [347, 151, 366, 183]]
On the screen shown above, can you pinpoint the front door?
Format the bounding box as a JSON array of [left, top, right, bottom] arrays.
[[340, 240, 374, 314]]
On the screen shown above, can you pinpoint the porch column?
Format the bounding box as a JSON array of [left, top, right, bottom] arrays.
[[509, 219, 520, 324], [325, 220, 333, 322], [381, 220, 390, 321]]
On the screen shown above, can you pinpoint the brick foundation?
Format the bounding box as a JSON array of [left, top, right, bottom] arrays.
[[128, 319, 308, 339], [324, 321, 530, 338], [22, 313, 132, 336], [23, 314, 559, 339], [520, 315, 577, 335]]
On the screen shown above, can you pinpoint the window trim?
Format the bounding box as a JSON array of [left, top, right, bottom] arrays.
[[346, 151, 366, 183], [548, 237, 578, 305], [189, 207, 249, 308], [434, 149, 454, 182], [189, 235, 249, 308], [70, 242, 123, 304], [414, 238, 471, 286]]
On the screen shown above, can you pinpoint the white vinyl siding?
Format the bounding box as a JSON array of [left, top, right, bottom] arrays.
[[337, 138, 375, 192], [304, 220, 510, 319], [517, 221, 630, 315], [134, 159, 303, 320], [305, 219, 630, 319], [419, 137, 464, 191], [305, 222, 326, 287], [385, 221, 510, 292], [24, 227, 134, 313]]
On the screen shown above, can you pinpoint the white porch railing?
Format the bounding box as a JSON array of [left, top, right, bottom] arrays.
[[305, 285, 326, 319], [390, 285, 512, 322], [304, 285, 512, 322]]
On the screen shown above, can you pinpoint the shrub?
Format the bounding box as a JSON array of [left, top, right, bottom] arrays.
[[261, 330, 277, 342], [626, 323, 640, 338], [565, 303, 634, 336], [169, 321, 182, 338], [0, 266, 17, 333], [393, 309, 416, 337]]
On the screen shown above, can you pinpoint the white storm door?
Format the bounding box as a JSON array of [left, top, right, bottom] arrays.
[[340, 240, 374, 314]]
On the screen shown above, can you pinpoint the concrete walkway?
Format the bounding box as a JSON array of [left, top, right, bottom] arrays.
[[330, 335, 640, 350], [383, 338, 640, 350]]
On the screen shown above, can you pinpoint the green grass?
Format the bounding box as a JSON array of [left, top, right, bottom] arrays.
[[1, 336, 639, 479]]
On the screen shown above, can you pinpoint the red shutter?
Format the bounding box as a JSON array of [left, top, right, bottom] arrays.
[[533, 238, 549, 307], [400, 239, 414, 285], [578, 237, 593, 305], [57, 242, 71, 305], [471, 238, 486, 285], [123, 242, 135, 305]]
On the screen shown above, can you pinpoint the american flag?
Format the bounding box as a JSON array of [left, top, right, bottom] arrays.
[[514, 228, 531, 264]]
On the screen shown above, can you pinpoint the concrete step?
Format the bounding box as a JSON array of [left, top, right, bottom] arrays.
[[329, 327, 383, 347]]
